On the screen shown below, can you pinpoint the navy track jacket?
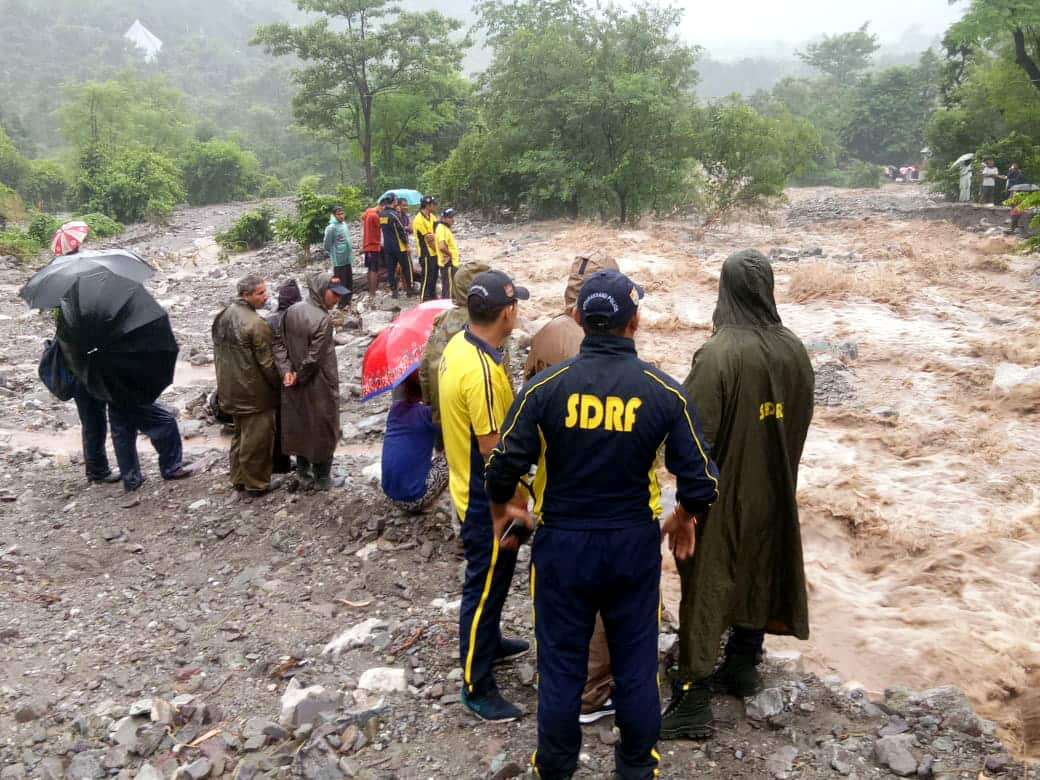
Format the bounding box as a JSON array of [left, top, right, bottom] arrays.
[[485, 335, 720, 530]]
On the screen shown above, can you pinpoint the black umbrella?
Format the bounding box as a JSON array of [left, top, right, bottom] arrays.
[[19, 249, 155, 310], [56, 268, 178, 405]]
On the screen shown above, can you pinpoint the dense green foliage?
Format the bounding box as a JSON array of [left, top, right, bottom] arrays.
[[77, 212, 126, 239], [182, 140, 261, 206], [216, 207, 276, 252], [276, 184, 364, 253]]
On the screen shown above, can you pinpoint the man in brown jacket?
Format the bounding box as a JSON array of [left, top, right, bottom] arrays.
[[523, 252, 619, 725], [212, 274, 282, 496], [273, 271, 347, 490]]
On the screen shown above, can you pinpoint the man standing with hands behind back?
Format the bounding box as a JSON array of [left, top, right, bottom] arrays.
[[485, 269, 719, 780], [274, 271, 348, 491]]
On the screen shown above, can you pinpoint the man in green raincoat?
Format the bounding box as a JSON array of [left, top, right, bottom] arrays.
[[660, 249, 814, 739]]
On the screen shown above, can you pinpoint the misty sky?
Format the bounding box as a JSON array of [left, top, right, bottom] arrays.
[[682, 0, 968, 57]]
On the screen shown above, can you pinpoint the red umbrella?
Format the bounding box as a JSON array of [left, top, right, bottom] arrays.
[[361, 299, 453, 401], [51, 221, 90, 255]]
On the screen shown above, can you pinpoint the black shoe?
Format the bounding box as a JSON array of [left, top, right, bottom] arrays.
[[711, 652, 762, 698], [659, 681, 714, 740], [493, 637, 530, 665], [295, 463, 314, 486], [89, 471, 122, 485], [460, 687, 523, 722]]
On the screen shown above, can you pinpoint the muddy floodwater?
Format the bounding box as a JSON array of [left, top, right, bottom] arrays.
[[461, 188, 1040, 755]]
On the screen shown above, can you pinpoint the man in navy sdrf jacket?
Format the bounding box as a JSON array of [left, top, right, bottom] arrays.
[[485, 269, 720, 780]]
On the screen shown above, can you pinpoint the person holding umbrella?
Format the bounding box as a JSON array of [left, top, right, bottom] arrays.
[[274, 271, 347, 491], [21, 249, 193, 493], [212, 274, 283, 497]]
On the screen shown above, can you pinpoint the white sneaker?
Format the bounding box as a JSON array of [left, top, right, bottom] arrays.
[[579, 699, 615, 724]]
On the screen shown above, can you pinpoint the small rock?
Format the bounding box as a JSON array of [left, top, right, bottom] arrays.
[[745, 688, 784, 721], [357, 667, 407, 693], [917, 754, 934, 778], [878, 716, 910, 736], [278, 678, 341, 728], [102, 745, 129, 770], [518, 662, 536, 686], [0, 765, 26, 780], [490, 762, 523, 780], [941, 708, 983, 736], [874, 734, 918, 777], [65, 750, 105, 779], [766, 746, 799, 778], [14, 701, 46, 723], [188, 499, 209, 512], [985, 753, 1011, 774], [173, 758, 211, 780], [38, 758, 65, 780], [150, 699, 176, 725], [930, 736, 954, 753], [322, 619, 389, 656]]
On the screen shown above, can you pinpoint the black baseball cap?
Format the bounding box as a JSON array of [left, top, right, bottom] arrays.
[[468, 270, 530, 308], [421, 194, 438, 206], [327, 276, 350, 296], [380, 192, 396, 204], [441, 207, 456, 218], [577, 269, 644, 330]]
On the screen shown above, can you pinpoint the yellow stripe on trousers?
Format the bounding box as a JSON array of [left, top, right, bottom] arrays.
[[464, 534, 501, 692]]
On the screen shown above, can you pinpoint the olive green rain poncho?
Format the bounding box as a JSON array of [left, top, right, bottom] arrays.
[[677, 249, 815, 681]]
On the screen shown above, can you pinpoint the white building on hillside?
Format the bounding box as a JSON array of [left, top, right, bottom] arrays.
[[125, 20, 163, 63]]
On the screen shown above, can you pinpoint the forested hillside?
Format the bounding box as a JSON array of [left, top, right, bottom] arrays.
[[1, 0, 1039, 255]]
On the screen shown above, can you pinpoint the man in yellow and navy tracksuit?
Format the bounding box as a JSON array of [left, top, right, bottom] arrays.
[[440, 269, 532, 721], [413, 195, 439, 302], [485, 269, 720, 779]]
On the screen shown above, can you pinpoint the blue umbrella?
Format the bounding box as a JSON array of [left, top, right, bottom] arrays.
[[380, 189, 423, 206]]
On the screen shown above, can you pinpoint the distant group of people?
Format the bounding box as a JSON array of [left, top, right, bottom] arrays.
[[329, 193, 460, 301]]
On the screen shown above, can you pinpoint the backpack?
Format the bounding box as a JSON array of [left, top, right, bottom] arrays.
[[38, 339, 78, 401]]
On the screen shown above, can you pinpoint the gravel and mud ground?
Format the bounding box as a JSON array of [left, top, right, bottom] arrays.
[[0, 187, 1038, 779]]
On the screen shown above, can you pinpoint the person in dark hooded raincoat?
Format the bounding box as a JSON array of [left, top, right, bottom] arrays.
[[264, 279, 302, 474], [660, 249, 814, 740], [273, 271, 346, 490]]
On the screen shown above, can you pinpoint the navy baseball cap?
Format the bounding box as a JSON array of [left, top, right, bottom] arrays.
[[468, 270, 530, 308], [327, 276, 350, 296], [577, 269, 644, 329]]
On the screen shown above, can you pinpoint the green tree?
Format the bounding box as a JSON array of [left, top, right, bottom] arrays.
[[74, 147, 185, 223], [694, 101, 821, 229], [439, 0, 702, 223], [57, 72, 193, 157], [946, 0, 1040, 95], [253, 0, 468, 191], [841, 52, 942, 164], [181, 139, 261, 205], [796, 23, 881, 84]]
